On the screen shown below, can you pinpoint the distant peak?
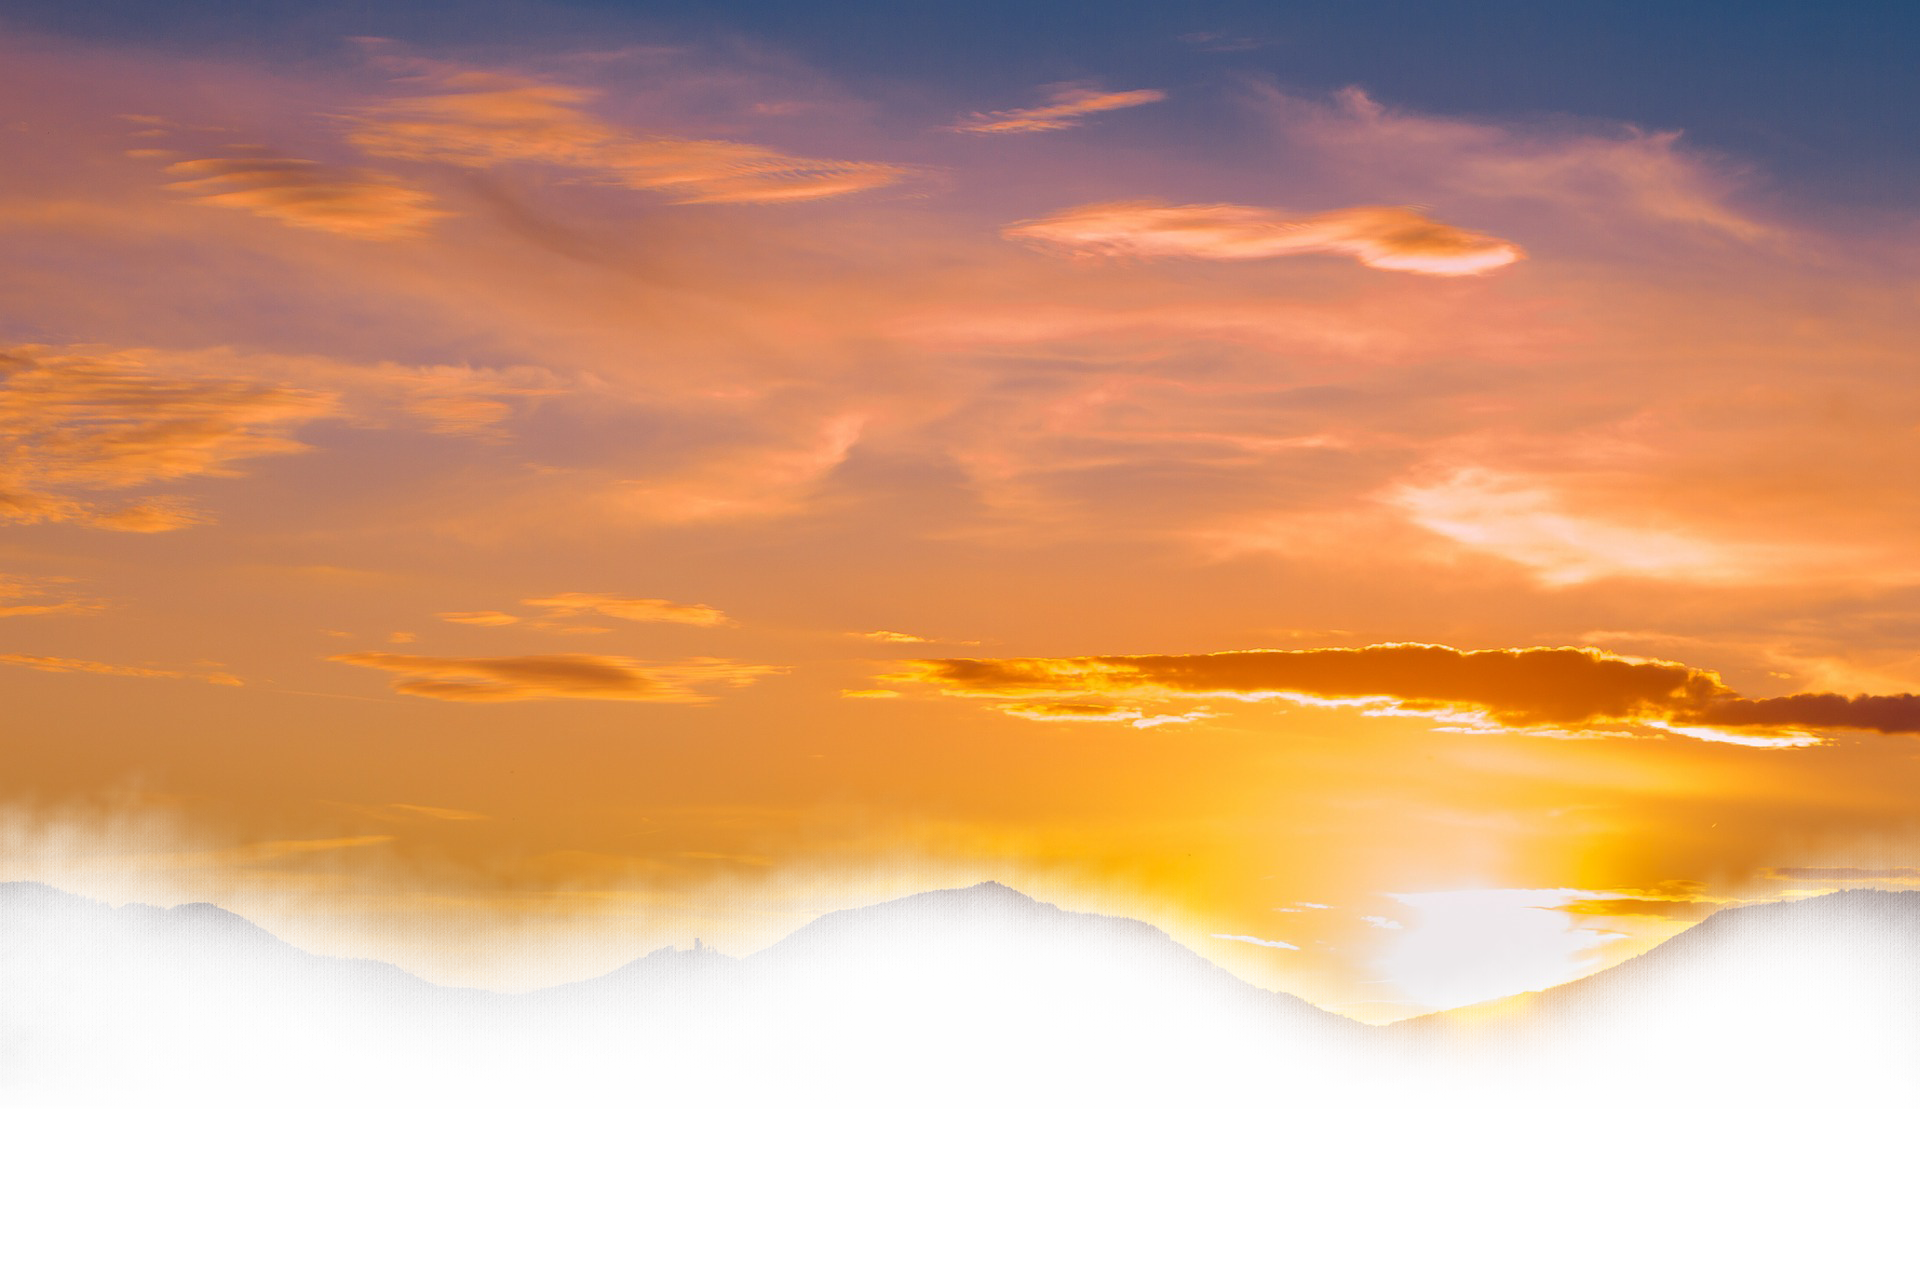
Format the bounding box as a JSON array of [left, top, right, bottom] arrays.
[[866, 880, 1050, 913], [957, 880, 1030, 899]]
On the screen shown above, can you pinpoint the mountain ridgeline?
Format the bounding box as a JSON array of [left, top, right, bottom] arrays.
[[1395, 888, 1920, 1098], [2, 880, 1915, 1106], [0, 882, 1351, 1074]]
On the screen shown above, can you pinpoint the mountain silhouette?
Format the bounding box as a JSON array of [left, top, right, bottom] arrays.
[[518, 881, 1373, 1105], [0, 880, 501, 1102], [1397, 888, 1920, 1101], [0, 875, 1351, 1066], [537, 881, 1348, 1032], [15, 875, 1920, 1105]]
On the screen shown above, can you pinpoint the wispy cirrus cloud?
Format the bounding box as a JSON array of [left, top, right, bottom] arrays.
[[949, 85, 1166, 134], [1005, 201, 1523, 274], [1765, 867, 1920, 883], [378, 803, 488, 821], [602, 411, 867, 525], [96, 832, 405, 876], [1212, 932, 1300, 950], [1259, 86, 1770, 241], [436, 594, 730, 634], [890, 643, 1920, 746], [1179, 31, 1271, 54], [328, 651, 782, 702], [349, 72, 909, 204], [521, 593, 730, 627], [997, 700, 1214, 729], [0, 345, 556, 531], [161, 145, 448, 239], [0, 575, 101, 619], [0, 652, 241, 684], [851, 630, 982, 647], [438, 611, 524, 627], [1385, 468, 1810, 587], [0, 345, 332, 531]]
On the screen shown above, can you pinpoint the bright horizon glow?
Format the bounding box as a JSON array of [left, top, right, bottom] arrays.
[[1377, 889, 1632, 1011]]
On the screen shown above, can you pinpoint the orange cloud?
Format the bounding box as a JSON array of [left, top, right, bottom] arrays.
[[0, 652, 242, 684], [163, 145, 447, 239], [1765, 868, 1920, 883], [349, 73, 908, 205], [0, 345, 557, 531], [438, 611, 523, 627], [0, 345, 329, 530], [520, 593, 730, 627], [381, 365, 559, 436], [136, 833, 403, 873], [0, 575, 100, 619], [432, 595, 730, 634], [996, 700, 1213, 728], [328, 651, 782, 702], [898, 644, 1722, 720], [377, 803, 488, 822], [950, 86, 1166, 134], [1689, 693, 1920, 736], [891, 643, 1920, 745], [999, 700, 1151, 722], [1554, 897, 1722, 921], [1005, 201, 1523, 274]]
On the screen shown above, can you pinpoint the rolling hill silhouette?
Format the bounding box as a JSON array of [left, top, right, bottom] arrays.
[[0, 875, 1359, 1066], [5, 879, 1917, 1106], [0, 880, 503, 1102], [521, 881, 1373, 1105]]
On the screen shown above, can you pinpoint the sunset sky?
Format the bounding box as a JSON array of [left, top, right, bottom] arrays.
[[5, 0, 1920, 1019]]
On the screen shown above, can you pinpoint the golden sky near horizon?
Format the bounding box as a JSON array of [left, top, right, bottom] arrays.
[[5, 26, 1920, 1019]]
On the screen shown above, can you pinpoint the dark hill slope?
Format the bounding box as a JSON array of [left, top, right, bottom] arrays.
[[1413, 886, 1920, 1066]]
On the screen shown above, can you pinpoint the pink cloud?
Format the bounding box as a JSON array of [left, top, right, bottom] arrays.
[[1258, 86, 1769, 241], [1005, 201, 1523, 275], [0, 343, 555, 531], [162, 145, 448, 239], [348, 72, 909, 205], [950, 86, 1166, 135]]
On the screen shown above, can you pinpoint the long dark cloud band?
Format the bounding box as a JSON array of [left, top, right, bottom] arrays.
[[889, 643, 1920, 742]]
